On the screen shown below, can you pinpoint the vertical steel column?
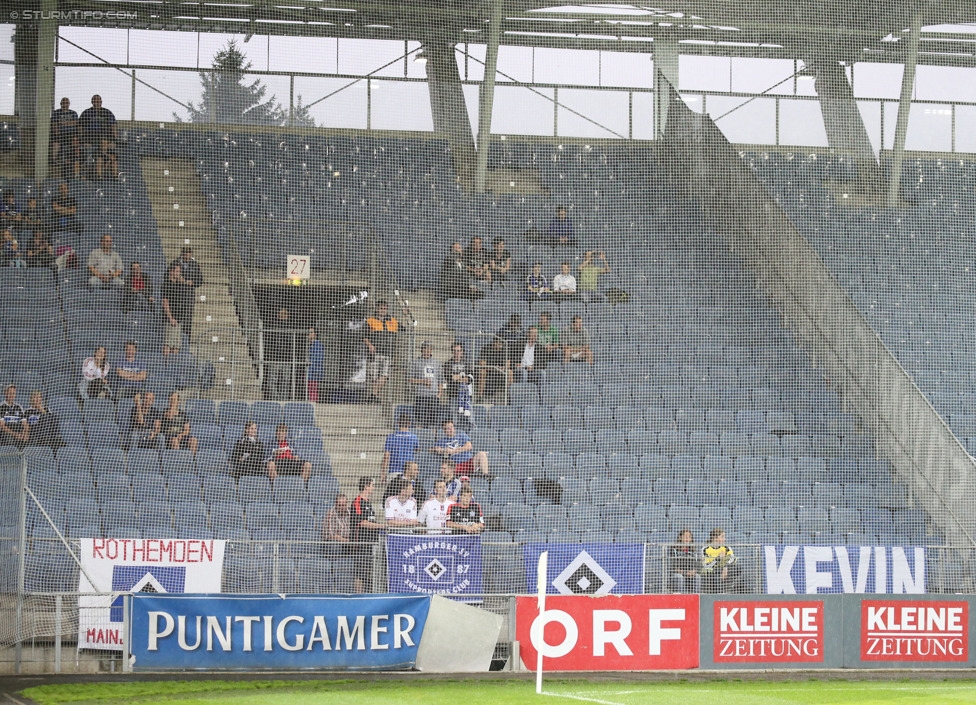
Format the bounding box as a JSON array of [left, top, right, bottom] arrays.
[[474, 0, 504, 194], [653, 39, 678, 140], [32, 0, 57, 183], [887, 15, 922, 207]]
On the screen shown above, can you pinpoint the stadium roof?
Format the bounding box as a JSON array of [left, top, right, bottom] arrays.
[[25, 0, 976, 67]]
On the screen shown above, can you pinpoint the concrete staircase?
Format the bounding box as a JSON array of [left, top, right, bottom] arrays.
[[140, 157, 262, 399]]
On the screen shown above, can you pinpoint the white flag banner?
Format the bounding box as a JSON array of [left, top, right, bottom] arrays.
[[77, 537, 225, 650]]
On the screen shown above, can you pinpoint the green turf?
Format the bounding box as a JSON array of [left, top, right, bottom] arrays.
[[21, 678, 976, 705]]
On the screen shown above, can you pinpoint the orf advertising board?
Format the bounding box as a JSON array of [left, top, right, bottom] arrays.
[[713, 600, 824, 664], [516, 594, 699, 671], [860, 599, 968, 663]]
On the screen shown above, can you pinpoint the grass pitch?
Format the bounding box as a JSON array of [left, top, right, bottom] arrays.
[[20, 678, 976, 705]]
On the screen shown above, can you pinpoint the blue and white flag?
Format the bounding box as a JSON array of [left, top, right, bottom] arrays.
[[523, 542, 645, 596], [386, 534, 483, 603]]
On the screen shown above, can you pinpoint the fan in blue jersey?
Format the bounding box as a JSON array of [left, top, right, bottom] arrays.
[[381, 414, 419, 476]]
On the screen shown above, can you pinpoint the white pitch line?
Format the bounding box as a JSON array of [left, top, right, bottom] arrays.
[[541, 691, 628, 705]]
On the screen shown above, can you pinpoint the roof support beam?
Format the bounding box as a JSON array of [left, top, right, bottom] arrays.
[[888, 15, 922, 208], [474, 0, 504, 194]]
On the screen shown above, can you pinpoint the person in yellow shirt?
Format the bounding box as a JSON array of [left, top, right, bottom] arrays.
[[701, 527, 745, 593], [364, 300, 399, 403]]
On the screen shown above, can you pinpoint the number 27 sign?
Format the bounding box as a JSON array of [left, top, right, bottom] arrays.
[[287, 255, 310, 280]]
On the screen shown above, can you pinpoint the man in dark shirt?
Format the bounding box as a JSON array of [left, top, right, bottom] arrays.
[[446, 487, 484, 535], [0, 385, 28, 448], [50, 182, 79, 235], [161, 262, 191, 355], [351, 476, 385, 593], [79, 94, 118, 179], [477, 335, 512, 402], [129, 392, 161, 449], [231, 421, 271, 479], [123, 261, 154, 313], [50, 97, 80, 179], [168, 247, 203, 336], [24, 391, 63, 448]]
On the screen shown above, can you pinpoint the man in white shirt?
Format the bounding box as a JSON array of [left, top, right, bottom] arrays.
[[418, 480, 452, 534], [384, 477, 421, 531], [552, 261, 577, 299], [513, 326, 546, 384]]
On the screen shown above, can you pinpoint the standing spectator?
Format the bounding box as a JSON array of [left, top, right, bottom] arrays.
[[537, 311, 561, 367], [578, 249, 611, 303], [50, 97, 80, 179], [78, 94, 118, 179], [440, 461, 462, 500], [26, 231, 55, 270], [382, 414, 419, 477], [122, 261, 154, 313], [350, 477, 384, 593], [114, 341, 148, 397], [24, 391, 63, 448], [268, 423, 312, 481], [701, 527, 745, 593], [432, 420, 489, 478], [230, 421, 272, 479], [477, 335, 512, 403], [87, 234, 124, 290], [159, 392, 199, 454], [81, 346, 112, 399], [384, 461, 427, 503], [562, 315, 594, 365], [364, 300, 397, 404], [161, 262, 190, 356], [306, 327, 324, 402], [0, 385, 28, 448], [322, 493, 351, 543], [168, 247, 203, 336], [547, 205, 576, 247], [496, 313, 523, 344], [552, 262, 578, 299], [669, 529, 702, 594], [384, 477, 421, 531], [445, 342, 473, 427], [446, 487, 484, 535], [523, 262, 551, 302], [50, 182, 79, 235], [488, 237, 512, 284], [512, 326, 546, 385], [418, 480, 451, 534], [464, 236, 491, 284], [129, 391, 161, 449], [408, 341, 444, 428]]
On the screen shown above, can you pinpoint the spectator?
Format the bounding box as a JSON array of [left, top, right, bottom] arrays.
[[161, 262, 190, 356], [382, 414, 419, 477], [446, 486, 484, 535], [306, 327, 324, 402], [523, 262, 551, 301], [387, 461, 427, 502], [701, 527, 745, 593], [322, 493, 351, 543], [122, 261, 155, 313], [537, 311, 561, 367], [168, 246, 203, 336], [512, 326, 546, 384], [562, 315, 594, 365], [88, 234, 124, 290], [159, 392, 199, 454], [21, 197, 45, 238], [24, 390, 63, 448], [1, 231, 25, 268], [432, 420, 489, 478], [364, 300, 397, 404], [477, 335, 512, 402], [0, 385, 28, 448], [439, 242, 482, 300], [547, 205, 576, 246], [384, 477, 421, 531], [669, 528, 702, 594], [578, 249, 611, 303], [418, 479, 451, 534], [26, 231, 55, 270], [129, 391, 161, 449], [0, 191, 22, 232], [114, 340, 148, 397], [50, 97, 81, 179], [50, 182, 79, 235], [351, 476, 384, 593], [408, 341, 444, 429], [464, 236, 491, 284], [496, 313, 523, 343], [81, 346, 113, 399], [268, 423, 312, 481], [78, 94, 118, 179], [488, 237, 512, 284], [552, 262, 578, 299], [446, 342, 473, 428], [230, 421, 272, 479], [440, 461, 462, 500]]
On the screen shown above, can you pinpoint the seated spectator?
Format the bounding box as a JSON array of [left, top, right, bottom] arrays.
[[123, 261, 155, 313], [129, 391, 162, 449], [88, 234, 124, 290], [496, 313, 523, 343], [0, 385, 28, 448], [231, 421, 272, 479], [322, 493, 351, 543], [440, 461, 462, 500], [488, 237, 512, 284], [464, 236, 491, 284], [382, 414, 419, 477], [26, 231, 55, 270], [547, 205, 576, 247], [159, 392, 199, 454], [384, 477, 421, 531], [79, 94, 118, 179], [446, 486, 484, 535], [268, 423, 312, 481], [562, 315, 594, 365], [440, 241, 482, 300], [669, 528, 702, 594], [418, 479, 451, 534], [578, 249, 611, 303], [432, 420, 489, 477], [408, 341, 444, 429], [512, 326, 546, 384], [114, 340, 148, 398], [50, 182, 79, 235], [523, 262, 551, 301], [0, 191, 22, 232], [24, 391, 63, 448], [50, 97, 81, 179], [81, 346, 113, 399], [701, 527, 745, 594], [364, 300, 398, 404], [1, 231, 25, 268], [307, 327, 324, 402], [537, 311, 561, 367], [552, 262, 577, 299], [477, 335, 512, 403], [21, 197, 44, 238]]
